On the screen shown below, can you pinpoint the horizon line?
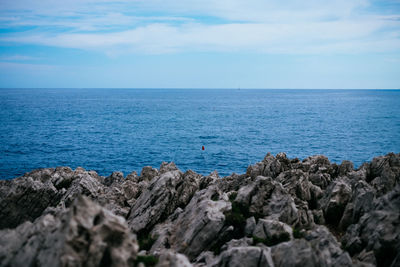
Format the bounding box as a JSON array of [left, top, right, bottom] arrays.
[[1, 88, 400, 90]]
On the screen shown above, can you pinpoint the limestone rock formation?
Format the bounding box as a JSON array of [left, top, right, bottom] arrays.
[[0, 196, 138, 267], [0, 152, 399, 266]]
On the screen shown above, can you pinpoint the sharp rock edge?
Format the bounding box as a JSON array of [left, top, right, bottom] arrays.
[[0, 153, 399, 267]]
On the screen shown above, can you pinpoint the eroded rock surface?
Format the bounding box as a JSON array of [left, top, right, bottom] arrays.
[[0, 196, 138, 267], [0, 152, 399, 266]]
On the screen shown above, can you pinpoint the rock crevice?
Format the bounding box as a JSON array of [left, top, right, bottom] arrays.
[[0, 152, 399, 267]]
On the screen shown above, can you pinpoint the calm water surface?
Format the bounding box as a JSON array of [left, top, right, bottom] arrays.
[[0, 89, 399, 179]]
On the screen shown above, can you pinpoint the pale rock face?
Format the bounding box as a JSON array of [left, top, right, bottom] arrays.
[[339, 180, 375, 230], [235, 175, 314, 227], [159, 162, 179, 174], [309, 171, 332, 189], [212, 246, 274, 267], [0, 196, 138, 267], [368, 153, 400, 196], [0, 153, 399, 266], [272, 226, 352, 267], [104, 171, 125, 186], [220, 237, 253, 251], [156, 251, 193, 267], [342, 184, 400, 267], [127, 169, 200, 233], [194, 251, 217, 267], [246, 152, 289, 179], [320, 178, 353, 225], [252, 219, 293, 245], [167, 187, 231, 259], [339, 160, 354, 176], [139, 166, 159, 182], [244, 216, 256, 236], [0, 172, 61, 229], [276, 169, 312, 201]]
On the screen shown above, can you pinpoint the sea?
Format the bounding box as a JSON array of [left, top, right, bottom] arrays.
[[0, 89, 399, 179]]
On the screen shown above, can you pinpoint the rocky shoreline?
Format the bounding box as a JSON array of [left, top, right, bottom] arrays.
[[0, 153, 399, 267]]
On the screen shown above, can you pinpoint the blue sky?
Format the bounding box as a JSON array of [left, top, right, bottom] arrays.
[[0, 0, 399, 89]]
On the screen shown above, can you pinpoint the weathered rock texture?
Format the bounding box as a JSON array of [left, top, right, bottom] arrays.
[[0, 152, 399, 267]]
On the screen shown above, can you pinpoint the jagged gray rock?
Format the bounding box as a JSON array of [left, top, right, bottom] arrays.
[[339, 180, 375, 230], [342, 184, 400, 267], [0, 196, 138, 267], [156, 251, 192, 267], [0, 168, 62, 229], [127, 168, 200, 233], [272, 226, 352, 267], [212, 246, 274, 267], [244, 216, 256, 236], [165, 186, 231, 259], [252, 219, 292, 245], [320, 177, 352, 226], [0, 152, 399, 267]]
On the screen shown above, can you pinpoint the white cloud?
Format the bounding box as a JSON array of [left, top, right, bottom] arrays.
[[2, 19, 399, 55], [0, 0, 371, 23], [0, 0, 399, 55]]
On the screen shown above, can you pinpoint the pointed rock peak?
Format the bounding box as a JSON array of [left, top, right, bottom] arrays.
[[140, 166, 159, 181], [160, 162, 179, 174]]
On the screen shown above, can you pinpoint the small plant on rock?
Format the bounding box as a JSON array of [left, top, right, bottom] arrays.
[[137, 231, 157, 251], [134, 255, 158, 266]]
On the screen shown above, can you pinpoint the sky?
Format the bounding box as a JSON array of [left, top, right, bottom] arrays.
[[0, 0, 399, 89]]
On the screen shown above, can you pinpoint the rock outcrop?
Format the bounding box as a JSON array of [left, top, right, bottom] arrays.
[[0, 196, 138, 267], [0, 152, 399, 267]]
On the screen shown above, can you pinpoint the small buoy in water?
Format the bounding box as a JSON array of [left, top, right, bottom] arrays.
[[202, 146, 205, 150]]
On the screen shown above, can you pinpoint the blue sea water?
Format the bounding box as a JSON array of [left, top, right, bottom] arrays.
[[0, 89, 399, 179]]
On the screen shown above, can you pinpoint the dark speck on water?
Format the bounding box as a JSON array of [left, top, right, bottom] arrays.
[[0, 88, 399, 179]]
